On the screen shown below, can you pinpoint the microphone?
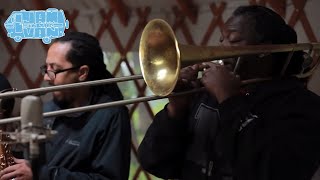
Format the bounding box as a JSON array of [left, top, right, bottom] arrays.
[[20, 96, 43, 180], [20, 95, 43, 159]]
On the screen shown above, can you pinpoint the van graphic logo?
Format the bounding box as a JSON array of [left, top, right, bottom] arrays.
[[4, 8, 69, 44]]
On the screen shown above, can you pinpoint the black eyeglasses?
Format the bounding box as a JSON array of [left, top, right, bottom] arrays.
[[40, 65, 80, 80]]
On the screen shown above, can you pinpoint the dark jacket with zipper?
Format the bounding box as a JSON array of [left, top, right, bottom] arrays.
[[38, 94, 131, 180], [138, 78, 320, 180]]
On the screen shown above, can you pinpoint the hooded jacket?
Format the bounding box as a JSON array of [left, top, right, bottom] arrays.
[[38, 94, 131, 180]]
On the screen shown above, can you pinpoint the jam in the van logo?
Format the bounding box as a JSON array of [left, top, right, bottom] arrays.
[[4, 8, 69, 44]]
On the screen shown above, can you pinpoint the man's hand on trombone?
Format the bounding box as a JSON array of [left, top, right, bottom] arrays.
[[167, 64, 202, 119], [200, 62, 241, 104]]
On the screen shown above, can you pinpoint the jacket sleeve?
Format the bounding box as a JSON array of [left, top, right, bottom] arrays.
[[262, 110, 320, 180], [217, 92, 320, 180], [39, 107, 131, 180], [138, 104, 189, 179]]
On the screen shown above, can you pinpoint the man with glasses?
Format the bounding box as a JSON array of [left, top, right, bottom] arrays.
[[0, 32, 131, 180], [40, 65, 81, 81]]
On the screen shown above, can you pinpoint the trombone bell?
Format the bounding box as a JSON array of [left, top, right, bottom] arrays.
[[139, 19, 180, 96]]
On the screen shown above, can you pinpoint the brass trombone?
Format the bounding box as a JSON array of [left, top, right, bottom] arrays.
[[139, 19, 320, 96], [0, 19, 320, 124]]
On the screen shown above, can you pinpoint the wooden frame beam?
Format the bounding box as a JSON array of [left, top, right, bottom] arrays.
[[175, 0, 198, 24], [107, 0, 129, 26], [32, 0, 50, 9], [249, 0, 287, 17], [268, 0, 286, 17], [0, 9, 4, 17]]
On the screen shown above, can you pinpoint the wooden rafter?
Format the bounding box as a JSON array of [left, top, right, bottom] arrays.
[[172, 6, 195, 45], [268, 0, 286, 17], [175, 0, 198, 24], [32, 0, 51, 10], [288, 0, 317, 42], [249, 0, 287, 17], [107, 0, 129, 26], [65, 10, 79, 32], [201, 2, 226, 46]]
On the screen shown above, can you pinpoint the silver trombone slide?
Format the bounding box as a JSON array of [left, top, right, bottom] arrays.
[[0, 75, 143, 99], [0, 88, 204, 125]]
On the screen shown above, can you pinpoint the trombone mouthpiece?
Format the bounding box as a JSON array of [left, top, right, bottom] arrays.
[[202, 60, 224, 71], [212, 60, 224, 65]]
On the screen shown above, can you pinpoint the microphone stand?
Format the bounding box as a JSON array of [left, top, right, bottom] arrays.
[[29, 136, 39, 180]]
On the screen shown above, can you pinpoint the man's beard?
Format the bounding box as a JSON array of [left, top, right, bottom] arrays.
[[53, 96, 72, 109]]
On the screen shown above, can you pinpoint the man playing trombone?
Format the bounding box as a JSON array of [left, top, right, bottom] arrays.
[[0, 32, 131, 180], [138, 5, 320, 180]]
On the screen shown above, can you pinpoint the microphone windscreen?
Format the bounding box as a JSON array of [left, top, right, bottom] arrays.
[[20, 95, 43, 130]]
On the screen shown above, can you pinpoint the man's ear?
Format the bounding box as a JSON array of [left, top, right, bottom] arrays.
[[78, 65, 89, 82]]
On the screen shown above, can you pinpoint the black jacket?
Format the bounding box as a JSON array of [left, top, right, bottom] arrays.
[[138, 78, 320, 180], [38, 95, 131, 180]]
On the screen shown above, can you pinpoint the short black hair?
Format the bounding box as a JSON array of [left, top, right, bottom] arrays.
[[233, 5, 304, 76], [233, 5, 294, 44], [0, 73, 15, 118], [53, 32, 124, 101]]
